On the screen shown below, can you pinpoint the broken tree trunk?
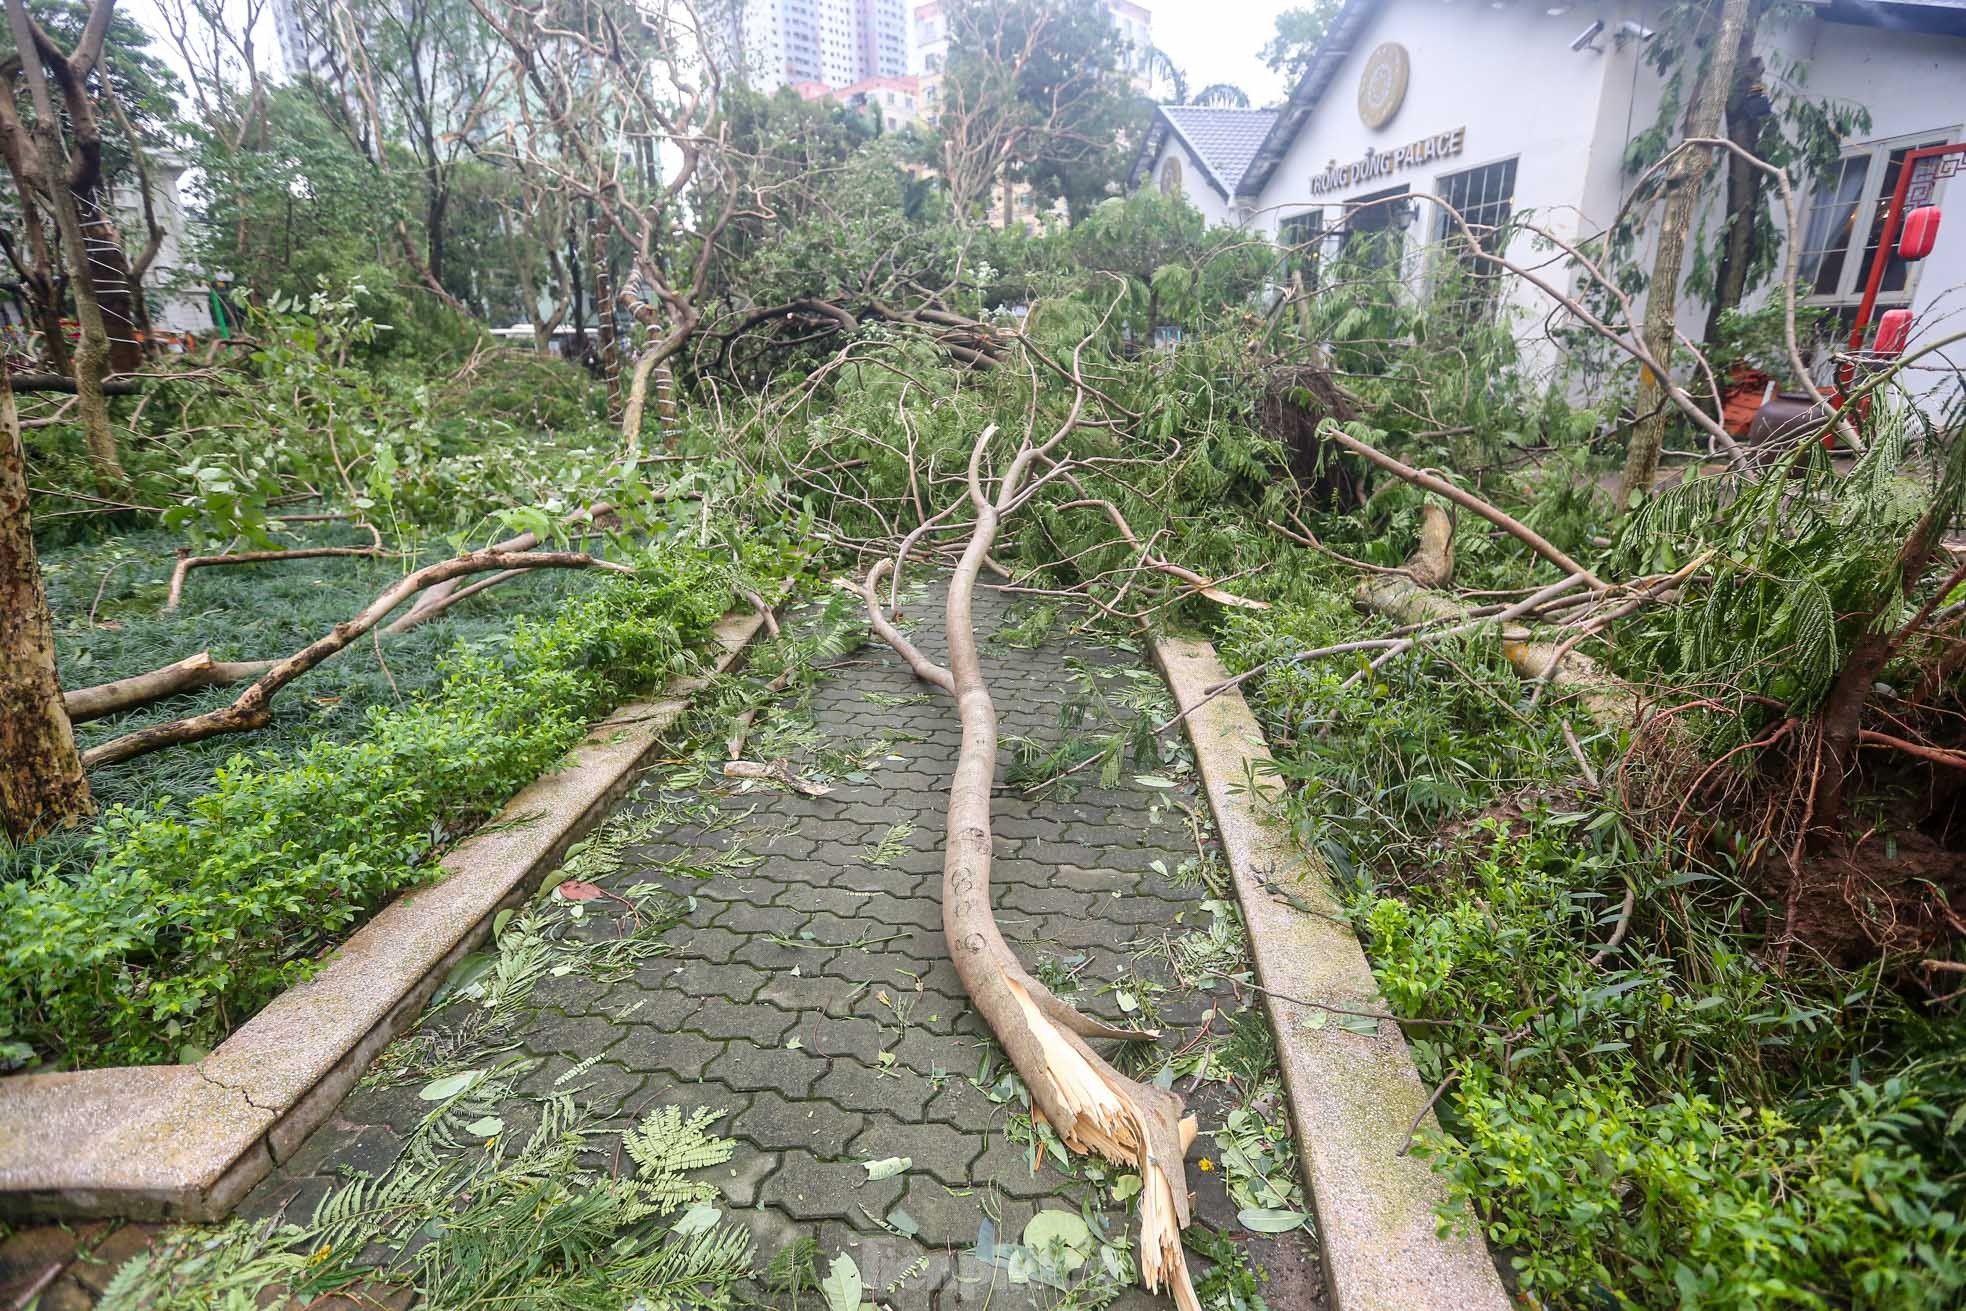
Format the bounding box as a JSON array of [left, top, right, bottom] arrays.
[[1355, 511, 1637, 726], [1618, 0, 1755, 508], [856, 421, 1202, 1309], [63, 651, 278, 723], [0, 368, 94, 841], [1322, 423, 1604, 586], [84, 548, 630, 768]]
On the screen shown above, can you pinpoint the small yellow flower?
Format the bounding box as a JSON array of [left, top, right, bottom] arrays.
[[308, 1243, 334, 1265], [1197, 1157, 1215, 1172]]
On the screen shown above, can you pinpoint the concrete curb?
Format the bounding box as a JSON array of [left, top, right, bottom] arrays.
[[0, 604, 776, 1222], [1152, 636, 1510, 1311]]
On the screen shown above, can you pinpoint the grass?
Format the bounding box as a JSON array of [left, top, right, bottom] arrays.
[[1215, 580, 1966, 1309], [19, 517, 620, 870], [4, 527, 766, 1070]]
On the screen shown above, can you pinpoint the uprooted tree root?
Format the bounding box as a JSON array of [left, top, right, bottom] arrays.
[[1624, 707, 1966, 979], [848, 416, 1203, 1308]]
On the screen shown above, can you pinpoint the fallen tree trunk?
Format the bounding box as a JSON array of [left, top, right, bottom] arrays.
[[1355, 516, 1638, 726], [854, 419, 1202, 1309], [1321, 422, 1604, 587], [84, 549, 630, 768], [64, 651, 278, 723]]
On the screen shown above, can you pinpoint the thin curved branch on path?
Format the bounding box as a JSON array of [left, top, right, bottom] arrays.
[[854, 411, 1203, 1309], [84, 549, 630, 768]]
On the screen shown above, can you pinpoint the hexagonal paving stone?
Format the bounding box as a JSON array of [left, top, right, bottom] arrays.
[[758, 1151, 903, 1222]]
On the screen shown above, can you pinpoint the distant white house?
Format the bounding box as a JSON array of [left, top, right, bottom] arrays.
[[1133, 0, 1966, 387], [121, 153, 214, 337]]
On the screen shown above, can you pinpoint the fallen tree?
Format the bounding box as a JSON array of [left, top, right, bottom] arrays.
[[64, 650, 278, 723], [83, 547, 630, 767], [849, 404, 1203, 1306]]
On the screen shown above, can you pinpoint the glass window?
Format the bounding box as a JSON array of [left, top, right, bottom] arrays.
[[1802, 132, 1954, 311], [1433, 158, 1518, 317], [1435, 157, 1517, 248], [1278, 209, 1323, 288], [1159, 154, 1183, 196], [1798, 155, 1867, 295]]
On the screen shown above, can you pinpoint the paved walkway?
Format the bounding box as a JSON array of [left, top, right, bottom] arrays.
[[18, 584, 1321, 1308]]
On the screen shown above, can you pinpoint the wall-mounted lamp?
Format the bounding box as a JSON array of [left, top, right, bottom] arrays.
[[1569, 18, 1605, 52]]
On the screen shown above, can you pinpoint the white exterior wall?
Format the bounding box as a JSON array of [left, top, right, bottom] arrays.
[[1222, 0, 1964, 399], [1247, 0, 1658, 381], [1697, 15, 1965, 386], [1148, 135, 1239, 227]]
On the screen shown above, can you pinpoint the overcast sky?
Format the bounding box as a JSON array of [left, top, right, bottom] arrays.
[[1152, 0, 1300, 106], [119, 0, 1304, 109]]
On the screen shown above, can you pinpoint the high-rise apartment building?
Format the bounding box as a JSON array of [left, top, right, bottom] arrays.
[[911, 1, 1151, 79], [724, 0, 910, 93]]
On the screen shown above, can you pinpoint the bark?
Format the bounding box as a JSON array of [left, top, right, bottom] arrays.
[[0, 369, 94, 841], [589, 203, 618, 403], [63, 650, 277, 722], [5, 0, 125, 487], [1407, 502, 1455, 588], [164, 544, 387, 612], [1354, 521, 1640, 727], [857, 423, 1202, 1309], [1703, 43, 1767, 346], [1619, 0, 1755, 508], [0, 100, 70, 374], [24, 3, 143, 374], [84, 548, 628, 768], [1322, 423, 1604, 586]]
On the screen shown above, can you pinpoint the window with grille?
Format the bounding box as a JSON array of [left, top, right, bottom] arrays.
[[1278, 209, 1324, 290], [1435, 157, 1517, 248], [1798, 131, 1955, 353], [1433, 157, 1517, 315]]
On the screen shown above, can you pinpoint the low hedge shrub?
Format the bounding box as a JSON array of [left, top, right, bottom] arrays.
[[0, 556, 737, 1070]]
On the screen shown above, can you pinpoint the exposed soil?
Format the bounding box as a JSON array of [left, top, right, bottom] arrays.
[[1781, 750, 1966, 979]]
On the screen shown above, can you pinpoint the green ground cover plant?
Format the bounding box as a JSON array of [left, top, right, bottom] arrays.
[[1217, 597, 1966, 1309], [0, 547, 766, 1070]]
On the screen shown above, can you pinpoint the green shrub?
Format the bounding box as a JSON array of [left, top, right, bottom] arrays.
[[0, 558, 735, 1070], [1427, 1065, 1966, 1307], [1217, 589, 1966, 1310]]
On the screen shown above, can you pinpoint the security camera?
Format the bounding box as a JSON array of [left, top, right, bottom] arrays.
[[1617, 20, 1656, 40], [1569, 18, 1605, 51]]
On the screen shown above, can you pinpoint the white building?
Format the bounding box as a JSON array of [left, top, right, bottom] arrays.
[[727, 0, 910, 92], [1134, 0, 1966, 388]]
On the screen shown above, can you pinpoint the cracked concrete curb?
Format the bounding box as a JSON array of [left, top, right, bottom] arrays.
[[1153, 636, 1511, 1311], [0, 603, 779, 1222]]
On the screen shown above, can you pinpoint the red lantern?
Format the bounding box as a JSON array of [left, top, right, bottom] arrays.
[[1898, 206, 1941, 261], [1875, 308, 1913, 357]]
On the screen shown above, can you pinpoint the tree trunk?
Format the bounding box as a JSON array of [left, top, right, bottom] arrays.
[[71, 185, 143, 374], [0, 369, 94, 842], [589, 204, 619, 405], [1703, 38, 1767, 346], [1617, 0, 1754, 510], [6, 0, 124, 488]]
